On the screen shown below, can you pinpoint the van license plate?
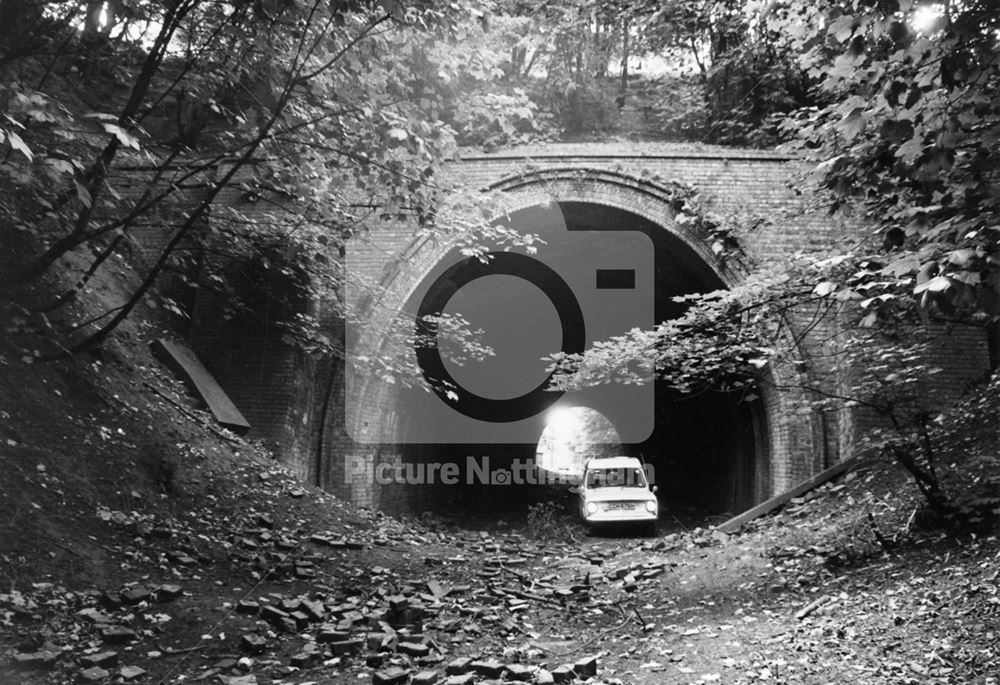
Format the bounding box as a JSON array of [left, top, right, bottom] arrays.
[[605, 502, 634, 511]]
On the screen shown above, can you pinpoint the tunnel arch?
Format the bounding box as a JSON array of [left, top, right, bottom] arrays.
[[344, 168, 818, 515]]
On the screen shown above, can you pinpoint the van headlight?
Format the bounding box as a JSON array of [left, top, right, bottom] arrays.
[[586, 502, 598, 515], [644, 501, 657, 513]]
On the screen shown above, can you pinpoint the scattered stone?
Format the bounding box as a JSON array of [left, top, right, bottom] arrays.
[[236, 599, 260, 615], [317, 627, 351, 643], [289, 610, 311, 630], [78, 666, 110, 682], [471, 659, 505, 678], [388, 595, 410, 612], [219, 675, 257, 685], [213, 658, 238, 672], [77, 608, 113, 624], [366, 632, 389, 650], [398, 641, 431, 657], [166, 550, 198, 566], [98, 592, 123, 610], [14, 650, 60, 668], [290, 651, 317, 668], [240, 634, 267, 655], [100, 625, 137, 644], [154, 584, 183, 602], [445, 657, 473, 675], [329, 639, 363, 656], [260, 605, 290, 625], [120, 587, 152, 605], [550, 664, 575, 682], [299, 598, 326, 621], [119, 665, 147, 681], [372, 666, 411, 685], [80, 652, 118, 668], [536, 668, 555, 684], [412, 670, 440, 685], [505, 663, 533, 681], [573, 655, 598, 678], [444, 675, 477, 685], [328, 601, 358, 616]]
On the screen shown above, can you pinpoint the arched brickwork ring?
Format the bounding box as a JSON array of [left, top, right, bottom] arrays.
[[415, 252, 585, 422]]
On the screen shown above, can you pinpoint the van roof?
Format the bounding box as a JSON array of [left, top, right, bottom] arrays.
[[584, 456, 642, 469]]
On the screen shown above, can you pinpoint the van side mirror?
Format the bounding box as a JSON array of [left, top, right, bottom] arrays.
[[650, 485, 658, 493]]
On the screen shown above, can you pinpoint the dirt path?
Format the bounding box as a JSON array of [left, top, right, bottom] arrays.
[[3, 457, 1000, 685]]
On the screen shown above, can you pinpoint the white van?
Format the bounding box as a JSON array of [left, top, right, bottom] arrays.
[[578, 456, 658, 534]]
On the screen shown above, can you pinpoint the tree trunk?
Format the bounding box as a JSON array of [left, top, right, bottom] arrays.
[[617, 15, 629, 108]]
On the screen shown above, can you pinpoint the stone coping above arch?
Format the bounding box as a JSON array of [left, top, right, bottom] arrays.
[[457, 141, 797, 162]]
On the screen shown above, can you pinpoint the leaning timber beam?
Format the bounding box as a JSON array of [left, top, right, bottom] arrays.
[[716, 456, 867, 534]]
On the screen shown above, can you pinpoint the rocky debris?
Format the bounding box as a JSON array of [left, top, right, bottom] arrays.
[[289, 650, 318, 668], [550, 664, 575, 682], [120, 587, 152, 606], [573, 654, 598, 678], [329, 638, 363, 655], [398, 641, 431, 657], [77, 608, 113, 624], [445, 656, 473, 674], [412, 670, 440, 685], [78, 665, 109, 682], [236, 599, 260, 614], [1, 496, 628, 685], [443, 674, 476, 685], [13, 649, 61, 668], [9, 435, 991, 685], [505, 662, 534, 680], [99, 625, 137, 644], [239, 634, 267, 655], [119, 665, 147, 680], [79, 651, 118, 668], [154, 583, 183, 602], [372, 666, 411, 684], [470, 658, 505, 678]]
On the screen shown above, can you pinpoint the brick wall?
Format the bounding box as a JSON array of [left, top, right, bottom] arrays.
[[183, 143, 993, 512], [334, 144, 836, 504]]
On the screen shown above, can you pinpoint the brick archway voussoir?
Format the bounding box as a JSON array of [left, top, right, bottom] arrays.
[[484, 168, 744, 287]]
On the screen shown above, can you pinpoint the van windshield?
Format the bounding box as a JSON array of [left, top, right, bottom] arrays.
[[586, 467, 647, 489]]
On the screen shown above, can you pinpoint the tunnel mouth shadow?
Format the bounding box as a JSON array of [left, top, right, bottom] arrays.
[[346, 199, 771, 519]]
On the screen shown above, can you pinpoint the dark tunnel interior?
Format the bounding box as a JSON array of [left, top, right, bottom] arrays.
[[388, 201, 767, 521]]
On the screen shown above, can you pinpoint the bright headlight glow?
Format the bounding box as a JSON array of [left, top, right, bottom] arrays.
[[586, 502, 598, 515], [645, 500, 657, 513]]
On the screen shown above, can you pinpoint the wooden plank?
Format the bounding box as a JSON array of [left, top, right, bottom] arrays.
[[151, 339, 251, 434], [716, 456, 866, 535]]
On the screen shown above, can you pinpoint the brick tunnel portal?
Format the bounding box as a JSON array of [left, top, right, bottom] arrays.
[[383, 201, 767, 519]]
